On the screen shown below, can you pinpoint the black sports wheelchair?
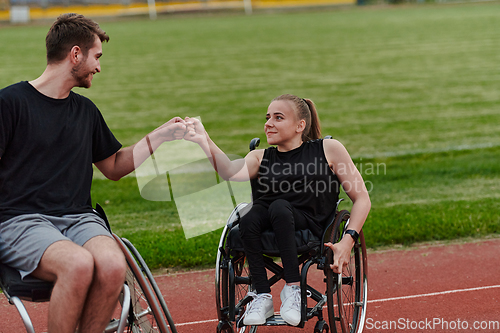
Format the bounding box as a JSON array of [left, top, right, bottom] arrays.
[[215, 138, 368, 333], [0, 204, 177, 333]]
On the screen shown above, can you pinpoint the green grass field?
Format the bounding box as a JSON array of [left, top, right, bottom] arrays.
[[1, 2, 499, 270]]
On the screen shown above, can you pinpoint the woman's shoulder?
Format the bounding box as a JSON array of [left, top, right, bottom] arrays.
[[304, 138, 344, 152], [247, 148, 266, 157], [322, 138, 345, 150], [322, 138, 352, 164], [259, 146, 277, 157], [245, 148, 266, 163]]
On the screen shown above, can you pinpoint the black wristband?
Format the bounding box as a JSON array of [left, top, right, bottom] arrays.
[[345, 229, 359, 243]]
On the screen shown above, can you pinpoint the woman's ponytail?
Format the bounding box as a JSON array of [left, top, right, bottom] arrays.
[[302, 98, 321, 141], [271, 94, 322, 142]]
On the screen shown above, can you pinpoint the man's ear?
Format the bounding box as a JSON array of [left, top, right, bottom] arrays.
[[296, 119, 306, 134], [70, 45, 82, 64]]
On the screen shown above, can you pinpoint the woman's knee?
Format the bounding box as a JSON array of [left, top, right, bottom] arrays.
[[268, 199, 294, 222], [239, 204, 268, 237]]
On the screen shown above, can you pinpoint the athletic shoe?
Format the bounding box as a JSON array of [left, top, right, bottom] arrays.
[[280, 284, 301, 326], [241, 292, 274, 326]]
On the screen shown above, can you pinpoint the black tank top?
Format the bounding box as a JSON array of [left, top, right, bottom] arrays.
[[253, 139, 340, 236]]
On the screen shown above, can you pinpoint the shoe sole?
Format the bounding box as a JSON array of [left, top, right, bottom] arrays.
[[280, 306, 301, 326], [243, 309, 274, 326]]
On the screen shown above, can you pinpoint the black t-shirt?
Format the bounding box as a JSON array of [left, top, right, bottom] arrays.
[[0, 81, 122, 222], [254, 139, 340, 236]]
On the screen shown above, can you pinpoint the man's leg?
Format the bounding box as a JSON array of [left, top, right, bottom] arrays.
[[78, 235, 127, 333], [32, 240, 95, 333]]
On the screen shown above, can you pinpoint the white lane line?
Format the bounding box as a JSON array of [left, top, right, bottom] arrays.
[[368, 284, 500, 304], [175, 318, 219, 326], [174, 285, 500, 327]]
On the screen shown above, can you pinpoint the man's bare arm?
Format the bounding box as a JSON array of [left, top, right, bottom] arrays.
[[95, 117, 186, 181]]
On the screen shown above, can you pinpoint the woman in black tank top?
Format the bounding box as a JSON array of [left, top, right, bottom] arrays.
[[184, 94, 371, 327]]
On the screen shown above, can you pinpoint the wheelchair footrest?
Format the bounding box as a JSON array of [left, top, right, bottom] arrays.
[[264, 315, 289, 326], [238, 315, 290, 328]]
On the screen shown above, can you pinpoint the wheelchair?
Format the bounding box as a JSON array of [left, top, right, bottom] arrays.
[[0, 204, 177, 333], [215, 138, 368, 333]]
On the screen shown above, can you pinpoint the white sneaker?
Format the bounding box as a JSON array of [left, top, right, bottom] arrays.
[[280, 284, 301, 326], [241, 292, 274, 326]]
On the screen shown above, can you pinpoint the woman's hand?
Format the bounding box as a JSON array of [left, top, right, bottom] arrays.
[[183, 117, 207, 145], [324, 236, 355, 274]]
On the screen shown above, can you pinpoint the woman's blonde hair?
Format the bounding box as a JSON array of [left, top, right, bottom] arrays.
[[272, 94, 321, 142]]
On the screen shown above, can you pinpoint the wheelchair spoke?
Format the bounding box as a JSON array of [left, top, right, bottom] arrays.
[[326, 210, 368, 333], [135, 313, 155, 330], [136, 308, 154, 320], [122, 264, 167, 332]]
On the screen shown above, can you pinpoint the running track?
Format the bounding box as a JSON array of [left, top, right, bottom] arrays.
[[2, 237, 500, 332]]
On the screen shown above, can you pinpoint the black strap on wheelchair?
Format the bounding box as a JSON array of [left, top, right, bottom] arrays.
[[94, 203, 112, 233]]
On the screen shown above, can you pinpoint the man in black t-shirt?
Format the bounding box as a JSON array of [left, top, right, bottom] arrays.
[[0, 13, 186, 333]]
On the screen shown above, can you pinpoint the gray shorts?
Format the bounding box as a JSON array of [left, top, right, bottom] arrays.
[[0, 213, 112, 279]]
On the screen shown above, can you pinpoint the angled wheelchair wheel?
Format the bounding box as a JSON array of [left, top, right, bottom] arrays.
[[215, 205, 258, 333], [231, 255, 258, 333], [216, 225, 230, 323], [216, 232, 258, 333], [325, 210, 368, 333], [113, 234, 174, 333]]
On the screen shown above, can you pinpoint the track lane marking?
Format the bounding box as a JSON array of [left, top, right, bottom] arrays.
[[368, 284, 500, 304], [174, 285, 500, 327]]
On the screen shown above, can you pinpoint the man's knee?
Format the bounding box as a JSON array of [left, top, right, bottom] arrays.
[[102, 251, 126, 282], [66, 250, 95, 289], [93, 247, 127, 294], [34, 241, 95, 287]]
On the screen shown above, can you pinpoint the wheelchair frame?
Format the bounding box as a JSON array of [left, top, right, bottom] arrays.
[[0, 204, 177, 333], [215, 138, 368, 333]]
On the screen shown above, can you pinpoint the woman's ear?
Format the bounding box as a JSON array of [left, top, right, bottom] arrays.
[[296, 119, 306, 134]]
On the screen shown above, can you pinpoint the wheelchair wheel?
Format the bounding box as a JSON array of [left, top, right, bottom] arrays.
[[230, 254, 258, 333], [216, 243, 258, 333], [113, 234, 172, 333], [120, 237, 177, 333], [216, 225, 230, 323], [325, 210, 368, 333], [216, 205, 258, 333]]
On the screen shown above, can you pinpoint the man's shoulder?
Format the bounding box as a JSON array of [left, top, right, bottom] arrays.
[[69, 90, 98, 109], [0, 81, 29, 98]]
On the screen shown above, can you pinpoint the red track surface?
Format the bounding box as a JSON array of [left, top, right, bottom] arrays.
[[2, 237, 500, 333]]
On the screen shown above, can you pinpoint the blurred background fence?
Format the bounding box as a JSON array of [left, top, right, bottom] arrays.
[[2, 0, 494, 24], [0, 0, 356, 23]]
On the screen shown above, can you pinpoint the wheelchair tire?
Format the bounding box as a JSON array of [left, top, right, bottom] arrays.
[[216, 225, 230, 322], [113, 234, 171, 333], [325, 210, 368, 333], [120, 237, 178, 333], [228, 254, 258, 333], [216, 204, 258, 333]]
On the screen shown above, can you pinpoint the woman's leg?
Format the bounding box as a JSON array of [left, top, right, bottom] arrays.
[[267, 199, 308, 284], [268, 199, 308, 326], [239, 203, 272, 294]]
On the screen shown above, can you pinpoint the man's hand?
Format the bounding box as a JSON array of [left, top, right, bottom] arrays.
[[155, 117, 187, 142], [324, 236, 355, 274]]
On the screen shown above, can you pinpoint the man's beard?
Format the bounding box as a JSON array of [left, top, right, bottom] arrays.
[[71, 61, 93, 88]]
